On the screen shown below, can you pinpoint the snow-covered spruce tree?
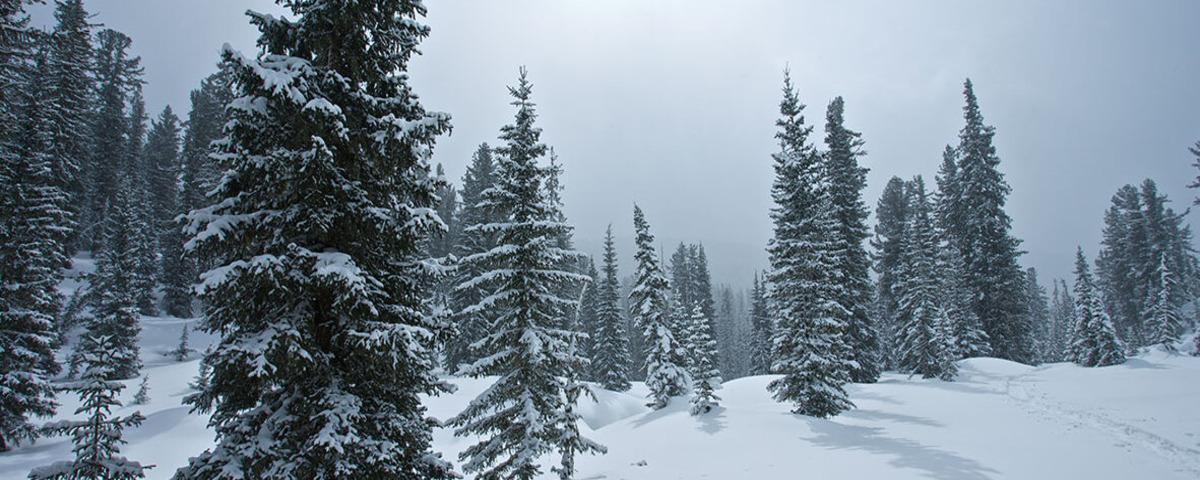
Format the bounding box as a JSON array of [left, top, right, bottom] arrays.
[[133, 375, 149, 405], [576, 257, 600, 380], [748, 273, 772, 375], [125, 89, 159, 316], [174, 3, 456, 478], [144, 106, 185, 316], [686, 305, 721, 415], [870, 176, 909, 369], [77, 181, 145, 381], [593, 225, 632, 391], [949, 79, 1030, 362], [86, 28, 142, 253], [685, 310, 721, 386], [1095, 180, 1198, 349], [0, 18, 64, 452], [177, 70, 232, 216], [445, 143, 497, 372], [46, 0, 93, 254], [1146, 254, 1184, 351], [690, 245, 718, 341], [1023, 268, 1051, 363], [169, 324, 194, 362], [895, 177, 956, 380], [934, 145, 962, 242], [715, 286, 744, 379], [668, 244, 696, 363], [29, 334, 149, 480], [765, 71, 854, 417], [1067, 248, 1125, 367], [824, 96, 880, 383], [932, 310, 960, 380], [1046, 279, 1073, 363], [166, 71, 234, 319], [448, 68, 601, 480], [1191, 140, 1200, 204], [938, 243, 990, 359], [429, 163, 459, 261], [681, 246, 722, 383], [630, 204, 691, 409], [1096, 185, 1143, 345]]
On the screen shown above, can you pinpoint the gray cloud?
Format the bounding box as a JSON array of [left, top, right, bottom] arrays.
[[36, 0, 1200, 289]]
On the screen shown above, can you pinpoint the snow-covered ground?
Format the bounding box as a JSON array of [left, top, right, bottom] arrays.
[[4, 258, 1198, 479], [2, 313, 1197, 479]]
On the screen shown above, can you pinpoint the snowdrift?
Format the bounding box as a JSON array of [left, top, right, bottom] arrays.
[[2, 315, 1198, 479]]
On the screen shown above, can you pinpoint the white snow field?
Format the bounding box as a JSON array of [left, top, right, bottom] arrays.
[[2, 309, 1198, 479]]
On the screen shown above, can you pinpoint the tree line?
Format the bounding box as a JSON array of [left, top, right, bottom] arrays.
[[1, 0, 1198, 479]]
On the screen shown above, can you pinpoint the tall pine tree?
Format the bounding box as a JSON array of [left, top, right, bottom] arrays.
[[448, 68, 600, 480], [1146, 253, 1184, 351], [945, 79, 1030, 363], [445, 143, 497, 372], [85, 29, 142, 253], [1067, 248, 1125, 367], [164, 70, 234, 318], [939, 243, 989, 359], [175, 2, 456, 478], [144, 107, 183, 316], [0, 10, 63, 451], [593, 225, 632, 391], [46, 0, 93, 254], [871, 177, 909, 369], [630, 205, 690, 409], [765, 71, 853, 417], [79, 181, 145, 381], [823, 96, 879, 383], [1046, 279, 1073, 363], [895, 177, 956, 380], [1023, 268, 1051, 363], [748, 273, 772, 375]]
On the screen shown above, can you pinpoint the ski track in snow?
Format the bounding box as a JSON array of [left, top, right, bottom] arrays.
[[1002, 368, 1200, 477]]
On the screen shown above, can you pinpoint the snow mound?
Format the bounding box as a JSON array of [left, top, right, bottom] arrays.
[[576, 386, 650, 429], [956, 356, 1036, 378], [4, 302, 1199, 480]]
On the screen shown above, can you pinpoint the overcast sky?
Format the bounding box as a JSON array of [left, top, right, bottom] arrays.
[[31, 0, 1200, 290]]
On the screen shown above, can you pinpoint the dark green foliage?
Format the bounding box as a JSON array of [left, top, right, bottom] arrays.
[[593, 225, 632, 391], [448, 68, 600, 480], [85, 29, 143, 253], [631, 205, 690, 409], [1097, 180, 1197, 349], [748, 273, 771, 375], [765, 71, 853, 417], [895, 178, 956, 380], [871, 177, 909, 369], [1067, 249, 1126, 367], [446, 143, 497, 373], [943, 79, 1031, 363], [1023, 268, 1051, 363], [30, 335, 149, 480], [0, 7, 63, 451], [823, 96, 880, 383], [79, 182, 145, 381], [166, 71, 234, 319], [174, 2, 455, 478], [46, 0, 94, 254], [144, 107, 185, 316], [686, 305, 721, 415]]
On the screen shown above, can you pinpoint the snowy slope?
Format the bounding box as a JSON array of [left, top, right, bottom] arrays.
[[2, 308, 1198, 479]]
